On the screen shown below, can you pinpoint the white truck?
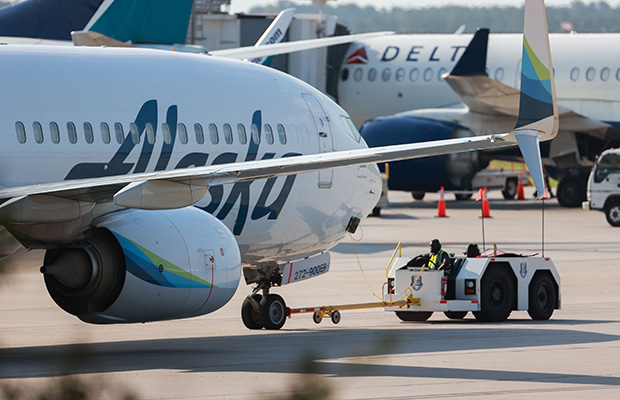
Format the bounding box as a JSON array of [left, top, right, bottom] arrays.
[[384, 254, 560, 322], [582, 148, 620, 226]]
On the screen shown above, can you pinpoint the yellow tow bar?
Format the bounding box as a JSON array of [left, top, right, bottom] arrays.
[[286, 295, 421, 325]]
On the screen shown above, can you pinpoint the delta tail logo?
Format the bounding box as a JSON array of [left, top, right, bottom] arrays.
[[344, 46, 369, 64]]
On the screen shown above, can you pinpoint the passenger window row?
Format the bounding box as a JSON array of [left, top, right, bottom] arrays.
[[569, 67, 619, 82], [15, 121, 289, 146], [342, 66, 506, 83]]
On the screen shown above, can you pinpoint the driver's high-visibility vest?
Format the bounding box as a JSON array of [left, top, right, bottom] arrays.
[[427, 249, 447, 270]]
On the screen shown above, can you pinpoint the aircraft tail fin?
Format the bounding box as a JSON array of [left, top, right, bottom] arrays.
[[249, 8, 296, 65], [82, 0, 193, 45], [449, 28, 489, 76], [514, 0, 558, 199]]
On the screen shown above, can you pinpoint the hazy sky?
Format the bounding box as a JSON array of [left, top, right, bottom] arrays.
[[229, 0, 620, 13]]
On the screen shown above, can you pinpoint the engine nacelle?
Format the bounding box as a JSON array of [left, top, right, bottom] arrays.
[[360, 116, 485, 192], [42, 207, 241, 324]]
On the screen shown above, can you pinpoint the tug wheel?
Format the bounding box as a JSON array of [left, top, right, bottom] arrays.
[[395, 311, 433, 322]]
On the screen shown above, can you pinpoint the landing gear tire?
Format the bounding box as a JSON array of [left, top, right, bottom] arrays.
[[557, 176, 586, 207], [241, 294, 263, 330], [260, 293, 287, 330], [312, 311, 322, 324], [528, 273, 557, 320], [395, 311, 433, 322], [331, 310, 341, 324], [372, 207, 381, 217], [412, 192, 425, 201], [473, 267, 515, 322], [502, 178, 518, 200], [444, 311, 468, 320], [455, 193, 473, 201], [605, 201, 620, 227]]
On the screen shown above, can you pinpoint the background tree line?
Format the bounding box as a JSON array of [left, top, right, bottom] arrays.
[[250, 1, 620, 33]]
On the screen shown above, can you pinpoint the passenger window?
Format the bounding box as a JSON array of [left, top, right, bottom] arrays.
[[50, 122, 60, 144], [353, 68, 363, 82], [494, 67, 505, 81], [382, 68, 391, 82], [341, 68, 349, 82], [146, 122, 155, 144], [178, 123, 188, 144], [301, 124, 310, 144], [130, 122, 140, 144], [288, 124, 299, 144], [84, 122, 94, 144], [251, 123, 260, 144], [114, 122, 124, 144], [67, 122, 77, 144], [409, 68, 419, 82], [570, 67, 580, 81], [194, 123, 204, 144], [586, 67, 595, 81], [100, 122, 110, 144], [601, 67, 610, 81], [277, 124, 287, 144], [237, 123, 247, 144], [209, 123, 219, 144], [33, 121, 43, 144], [162, 123, 172, 145], [15, 121, 26, 144], [265, 124, 274, 144], [395, 68, 405, 82], [616, 68, 620, 81], [368, 68, 377, 82], [438, 67, 447, 81], [223, 123, 233, 144], [423, 68, 433, 82]]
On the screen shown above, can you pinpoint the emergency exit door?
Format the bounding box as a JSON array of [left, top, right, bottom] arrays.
[[302, 93, 334, 188]]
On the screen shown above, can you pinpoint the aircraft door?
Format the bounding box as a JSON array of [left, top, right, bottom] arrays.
[[302, 93, 334, 189]]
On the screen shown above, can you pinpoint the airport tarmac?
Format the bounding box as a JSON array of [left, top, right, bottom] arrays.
[[1, 188, 619, 399]]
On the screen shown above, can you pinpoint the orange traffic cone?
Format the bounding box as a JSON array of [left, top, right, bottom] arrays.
[[436, 186, 447, 218], [481, 187, 491, 218], [517, 172, 525, 200]]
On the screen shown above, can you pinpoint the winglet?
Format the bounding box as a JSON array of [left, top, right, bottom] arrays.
[[450, 28, 489, 77], [513, 0, 558, 199]]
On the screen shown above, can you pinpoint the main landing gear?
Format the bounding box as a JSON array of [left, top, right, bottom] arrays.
[[241, 265, 288, 330]]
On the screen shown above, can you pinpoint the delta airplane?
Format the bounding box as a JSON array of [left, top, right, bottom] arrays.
[[0, 0, 555, 330], [338, 16, 620, 207]]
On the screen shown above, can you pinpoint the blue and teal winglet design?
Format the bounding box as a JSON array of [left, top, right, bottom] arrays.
[[513, 0, 558, 199]]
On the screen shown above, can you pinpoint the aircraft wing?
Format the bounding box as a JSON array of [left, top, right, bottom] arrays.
[[0, 133, 518, 215], [209, 31, 393, 60]]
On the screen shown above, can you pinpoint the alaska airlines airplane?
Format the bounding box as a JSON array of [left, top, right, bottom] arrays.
[[338, 25, 620, 206], [0, 0, 555, 330]]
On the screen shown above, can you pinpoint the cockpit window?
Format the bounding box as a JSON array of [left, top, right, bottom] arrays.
[[340, 116, 361, 142]]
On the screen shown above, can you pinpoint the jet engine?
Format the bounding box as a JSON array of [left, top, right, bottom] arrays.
[[41, 207, 241, 324], [359, 115, 486, 192]]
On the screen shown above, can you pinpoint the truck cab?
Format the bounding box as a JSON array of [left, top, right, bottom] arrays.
[[583, 148, 620, 226]]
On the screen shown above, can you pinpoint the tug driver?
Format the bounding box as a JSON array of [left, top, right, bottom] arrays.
[[427, 239, 450, 271]]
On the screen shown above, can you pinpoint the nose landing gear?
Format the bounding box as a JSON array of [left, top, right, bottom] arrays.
[[241, 265, 288, 330]]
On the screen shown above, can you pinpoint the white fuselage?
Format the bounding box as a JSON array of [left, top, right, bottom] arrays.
[[339, 33, 620, 127], [0, 45, 381, 265]]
